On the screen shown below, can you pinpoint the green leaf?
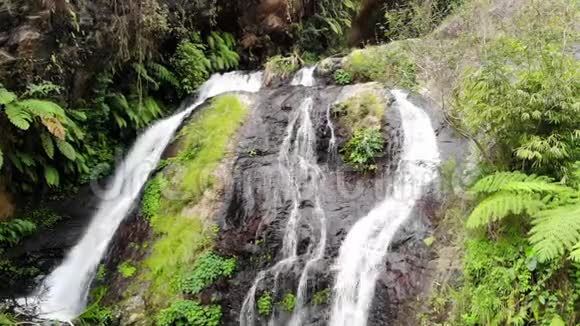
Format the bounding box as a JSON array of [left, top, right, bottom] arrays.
[[44, 165, 60, 187], [0, 88, 17, 105], [56, 140, 77, 160], [5, 103, 31, 130], [40, 132, 55, 159]]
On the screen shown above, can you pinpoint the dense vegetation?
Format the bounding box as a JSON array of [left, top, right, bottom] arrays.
[[2, 0, 578, 325]]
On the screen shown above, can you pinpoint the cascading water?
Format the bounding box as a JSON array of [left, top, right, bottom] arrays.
[[329, 89, 441, 326], [26, 71, 263, 321], [240, 73, 331, 325], [291, 66, 316, 87]]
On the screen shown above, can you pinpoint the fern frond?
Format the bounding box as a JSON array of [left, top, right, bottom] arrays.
[[44, 165, 60, 187], [41, 116, 66, 140], [570, 242, 580, 262], [0, 88, 17, 105], [56, 140, 77, 161], [529, 203, 580, 262], [108, 93, 130, 112], [470, 171, 531, 194], [5, 103, 32, 130], [18, 99, 66, 119], [40, 131, 55, 159], [147, 63, 180, 88], [466, 191, 545, 229], [132, 63, 159, 89], [501, 180, 572, 195]]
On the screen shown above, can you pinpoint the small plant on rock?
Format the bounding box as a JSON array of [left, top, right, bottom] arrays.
[[334, 69, 352, 85], [281, 293, 296, 312], [155, 300, 221, 326], [312, 289, 331, 305], [179, 251, 237, 295], [341, 127, 385, 171], [257, 292, 273, 316], [118, 261, 137, 278]]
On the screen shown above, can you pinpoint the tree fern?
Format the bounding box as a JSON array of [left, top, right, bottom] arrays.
[[466, 191, 545, 228], [4, 103, 32, 130], [56, 139, 77, 160]]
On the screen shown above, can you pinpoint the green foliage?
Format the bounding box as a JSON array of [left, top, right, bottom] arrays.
[[456, 233, 579, 325], [155, 300, 221, 326], [76, 287, 113, 326], [172, 32, 240, 94], [179, 252, 236, 295], [257, 292, 273, 316], [141, 95, 247, 307], [382, 0, 463, 41], [342, 44, 417, 88], [280, 293, 296, 312], [0, 312, 16, 325], [341, 128, 385, 171], [264, 55, 300, 80], [466, 171, 580, 262], [0, 219, 36, 246], [312, 289, 331, 305], [141, 175, 168, 219], [333, 69, 352, 85], [96, 264, 107, 282], [118, 260, 137, 278], [455, 37, 580, 180]]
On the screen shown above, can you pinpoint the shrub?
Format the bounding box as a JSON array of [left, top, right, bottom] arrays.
[[333, 69, 352, 85], [155, 300, 221, 326], [342, 44, 417, 88], [280, 293, 296, 312], [257, 292, 273, 316], [455, 37, 580, 181], [118, 261, 137, 278], [341, 128, 385, 171], [171, 34, 211, 94], [179, 251, 236, 295]]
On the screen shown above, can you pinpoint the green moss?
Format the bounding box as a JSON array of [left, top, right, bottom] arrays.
[[257, 292, 273, 316], [343, 44, 417, 89], [141, 175, 168, 219], [332, 92, 385, 135], [137, 95, 247, 309]]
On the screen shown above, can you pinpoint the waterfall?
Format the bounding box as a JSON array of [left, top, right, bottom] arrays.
[[240, 90, 328, 326], [329, 89, 441, 326], [291, 66, 316, 87], [25, 71, 263, 321]]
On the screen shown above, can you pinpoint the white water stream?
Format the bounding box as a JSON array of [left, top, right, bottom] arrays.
[[329, 89, 440, 326], [291, 66, 316, 87], [26, 71, 263, 321]]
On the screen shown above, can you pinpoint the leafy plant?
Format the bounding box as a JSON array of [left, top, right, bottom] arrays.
[[141, 175, 168, 219], [341, 128, 385, 171], [118, 260, 137, 278], [257, 292, 273, 316], [466, 171, 580, 262], [206, 32, 240, 72], [334, 69, 352, 85], [179, 251, 236, 295], [76, 287, 113, 326], [155, 300, 221, 326], [455, 38, 580, 181], [280, 293, 296, 312], [0, 219, 36, 246]]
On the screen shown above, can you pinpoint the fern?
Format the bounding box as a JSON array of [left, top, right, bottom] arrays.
[[0, 88, 17, 105], [468, 171, 580, 261], [40, 131, 55, 159], [44, 165, 60, 187], [147, 63, 180, 88], [528, 204, 580, 262], [56, 139, 77, 160], [4, 103, 32, 130], [0, 219, 36, 246], [466, 191, 545, 228]]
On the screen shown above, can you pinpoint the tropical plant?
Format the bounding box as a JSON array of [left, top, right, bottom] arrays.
[[0, 85, 84, 189], [466, 171, 580, 262], [334, 69, 352, 85], [206, 32, 240, 71]]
